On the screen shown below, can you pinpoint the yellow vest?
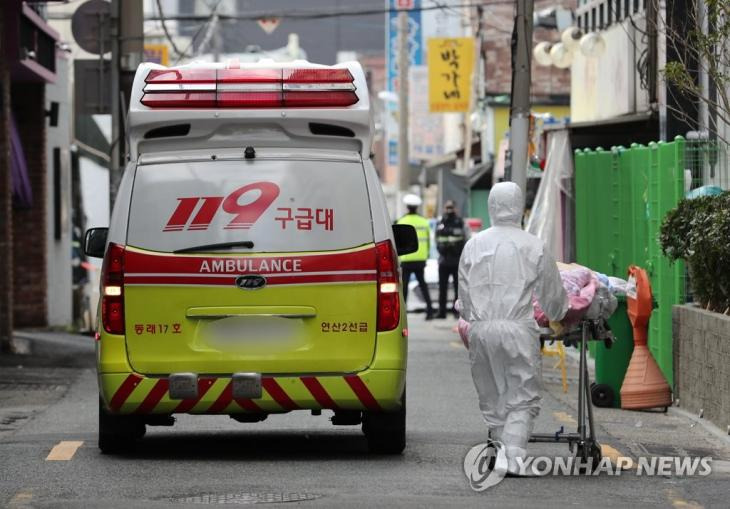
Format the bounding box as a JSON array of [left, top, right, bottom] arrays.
[[396, 214, 430, 262]]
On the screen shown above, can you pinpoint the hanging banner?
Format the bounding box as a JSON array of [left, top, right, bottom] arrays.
[[409, 66, 445, 159], [427, 37, 474, 112], [385, 0, 422, 172]]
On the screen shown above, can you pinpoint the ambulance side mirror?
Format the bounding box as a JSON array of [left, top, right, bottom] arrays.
[[84, 228, 108, 258], [392, 224, 418, 256]]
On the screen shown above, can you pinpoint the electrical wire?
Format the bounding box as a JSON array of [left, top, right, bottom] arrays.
[[172, 0, 226, 65], [432, 0, 513, 35], [603, 2, 651, 91], [145, 1, 518, 22], [155, 0, 191, 58]]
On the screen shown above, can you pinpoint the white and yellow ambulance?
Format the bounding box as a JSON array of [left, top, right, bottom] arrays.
[[84, 60, 417, 454]]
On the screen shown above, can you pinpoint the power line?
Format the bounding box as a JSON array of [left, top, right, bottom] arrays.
[[432, 0, 513, 34], [155, 0, 190, 58], [144, 1, 517, 22]]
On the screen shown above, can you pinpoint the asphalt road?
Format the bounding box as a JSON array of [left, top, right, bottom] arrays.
[[1, 317, 728, 508]]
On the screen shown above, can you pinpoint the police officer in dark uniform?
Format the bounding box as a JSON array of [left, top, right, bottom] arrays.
[[435, 200, 466, 318]]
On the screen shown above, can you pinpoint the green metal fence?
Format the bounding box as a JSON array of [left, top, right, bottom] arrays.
[[574, 138, 686, 387]]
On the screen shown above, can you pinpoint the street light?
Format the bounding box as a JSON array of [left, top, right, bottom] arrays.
[[561, 26, 583, 50], [533, 28, 606, 69], [533, 41, 553, 66], [579, 32, 606, 57], [549, 42, 573, 68]]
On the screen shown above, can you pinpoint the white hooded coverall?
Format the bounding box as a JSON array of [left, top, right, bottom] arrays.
[[458, 182, 568, 473]]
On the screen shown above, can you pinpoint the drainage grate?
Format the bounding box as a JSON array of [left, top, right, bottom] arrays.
[[0, 383, 65, 391], [0, 412, 30, 427], [168, 493, 322, 505]]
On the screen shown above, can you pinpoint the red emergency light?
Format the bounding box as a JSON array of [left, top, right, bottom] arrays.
[[140, 68, 359, 108]]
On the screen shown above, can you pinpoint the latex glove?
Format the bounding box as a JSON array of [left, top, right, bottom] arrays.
[[549, 321, 564, 337]]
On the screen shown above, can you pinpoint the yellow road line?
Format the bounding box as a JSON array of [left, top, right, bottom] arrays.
[[449, 341, 463, 349], [552, 411, 577, 425], [666, 488, 704, 509], [600, 444, 634, 470], [46, 441, 84, 461], [8, 492, 33, 508]]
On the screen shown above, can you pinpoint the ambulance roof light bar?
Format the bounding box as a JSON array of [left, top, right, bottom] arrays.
[[140, 68, 358, 109]]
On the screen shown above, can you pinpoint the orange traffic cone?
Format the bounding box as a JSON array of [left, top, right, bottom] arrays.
[[620, 266, 672, 410]]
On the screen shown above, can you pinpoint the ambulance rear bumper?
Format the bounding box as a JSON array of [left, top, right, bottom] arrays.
[[98, 369, 406, 415]]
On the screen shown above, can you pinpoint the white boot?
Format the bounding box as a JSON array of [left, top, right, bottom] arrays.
[[506, 446, 530, 476]]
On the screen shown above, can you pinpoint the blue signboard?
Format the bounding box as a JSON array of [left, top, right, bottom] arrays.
[[386, 0, 422, 166]]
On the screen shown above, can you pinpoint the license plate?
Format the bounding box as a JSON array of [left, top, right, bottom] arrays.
[[168, 372, 198, 400], [232, 372, 262, 399]]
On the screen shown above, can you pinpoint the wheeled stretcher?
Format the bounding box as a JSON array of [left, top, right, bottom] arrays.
[[530, 318, 615, 464]]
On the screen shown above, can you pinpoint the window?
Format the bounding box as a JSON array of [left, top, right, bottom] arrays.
[[128, 158, 373, 253], [591, 7, 596, 31], [599, 4, 605, 28]]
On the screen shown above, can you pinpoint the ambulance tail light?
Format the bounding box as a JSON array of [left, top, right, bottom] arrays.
[[101, 243, 125, 335], [375, 240, 400, 332], [141, 68, 358, 108], [140, 69, 217, 108]]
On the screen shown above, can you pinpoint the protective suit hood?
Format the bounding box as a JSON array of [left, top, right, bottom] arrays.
[[488, 182, 524, 226]]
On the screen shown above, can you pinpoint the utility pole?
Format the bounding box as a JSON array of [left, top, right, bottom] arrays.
[[462, 5, 484, 174], [109, 0, 143, 213], [109, 0, 120, 214], [508, 0, 534, 196], [397, 10, 410, 204], [212, 13, 222, 63]]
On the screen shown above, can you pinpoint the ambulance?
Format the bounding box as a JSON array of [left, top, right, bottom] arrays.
[[84, 60, 418, 454]]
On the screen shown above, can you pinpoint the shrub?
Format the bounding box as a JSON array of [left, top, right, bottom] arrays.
[[660, 191, 730, 314]]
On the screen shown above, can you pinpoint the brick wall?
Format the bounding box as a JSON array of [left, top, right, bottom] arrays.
[[673, 305, 730, 432], [11, 83, 48, 327], [482, 0, 574, 99], [0, 13, 12, 349]]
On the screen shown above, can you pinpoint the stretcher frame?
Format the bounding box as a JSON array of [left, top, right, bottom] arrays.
[[530, 318, 614, 465]]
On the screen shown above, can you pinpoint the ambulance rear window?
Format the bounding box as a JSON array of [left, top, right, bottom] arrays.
[[126, 158, 373, 253]]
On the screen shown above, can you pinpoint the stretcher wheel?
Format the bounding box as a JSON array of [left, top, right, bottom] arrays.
[[575, 442, 603, 472], [591, 443, 602, 465], [591, 383, 615, 408]]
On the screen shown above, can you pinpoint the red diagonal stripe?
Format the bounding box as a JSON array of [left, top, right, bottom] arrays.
[[109, 374, 143, 411], [300, 376, 339, 410], [135, 379, 169, 414], [262, 378, 299, 410], [234, 398, 262, 412], [173, 377, 216, 414], [207, 381, 233, 413], [344, 375, 381, 411]]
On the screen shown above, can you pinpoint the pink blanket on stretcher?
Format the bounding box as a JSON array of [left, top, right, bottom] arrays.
[[457, 268, 597, 348]]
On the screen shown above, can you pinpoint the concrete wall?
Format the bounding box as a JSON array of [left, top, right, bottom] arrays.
[[673, 304, 730, 433], [45, 55, 72, 327]]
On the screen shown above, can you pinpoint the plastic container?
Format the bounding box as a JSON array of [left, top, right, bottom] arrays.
[[592, 297, 634, 408]]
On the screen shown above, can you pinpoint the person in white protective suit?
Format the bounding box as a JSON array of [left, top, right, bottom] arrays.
[[458, 182, 568, 476]]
